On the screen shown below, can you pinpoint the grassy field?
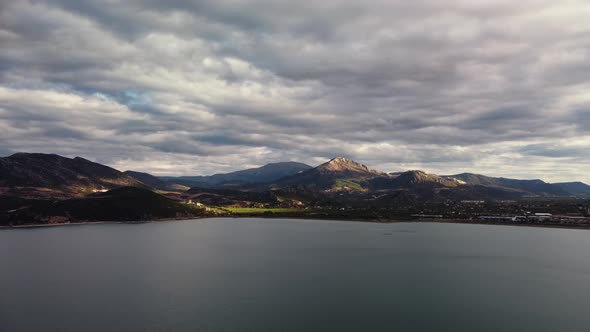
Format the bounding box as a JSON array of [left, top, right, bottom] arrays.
[[224, 207, 306, 214], [333, 178, 365, 191]]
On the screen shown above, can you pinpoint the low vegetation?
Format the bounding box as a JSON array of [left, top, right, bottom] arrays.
[[0, 187, 211, 226], [333, 178, 365, 191], [224, 207, 306, 214]]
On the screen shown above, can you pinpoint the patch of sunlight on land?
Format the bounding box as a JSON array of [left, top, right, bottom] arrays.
[[225, 207, 306, 214], [333, 178, 365, 191]]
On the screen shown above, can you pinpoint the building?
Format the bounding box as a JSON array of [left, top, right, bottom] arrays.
[[478, 216, 521, 222], [411, 214, 444, 219], [532, 213, 552, 221]]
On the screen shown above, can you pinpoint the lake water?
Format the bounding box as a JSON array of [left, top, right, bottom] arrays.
[[2, 218, 590, 331]]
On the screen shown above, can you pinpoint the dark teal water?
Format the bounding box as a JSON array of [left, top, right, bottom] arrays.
[[1, 218, 590, 331]]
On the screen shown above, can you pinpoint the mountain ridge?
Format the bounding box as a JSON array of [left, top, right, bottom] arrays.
[[553, 182, 590, 196], [448, 173, 568, 196], [1, 153, 589, 201], [162, 161, 312, 188]]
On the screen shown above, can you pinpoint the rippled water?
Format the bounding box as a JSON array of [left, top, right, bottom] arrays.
[[2, 218, 590, 331]]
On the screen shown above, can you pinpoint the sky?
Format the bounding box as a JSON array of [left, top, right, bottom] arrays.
[[1, 0, 590, 182]]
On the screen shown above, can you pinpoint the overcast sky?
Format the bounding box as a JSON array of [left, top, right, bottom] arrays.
[[1, 1, 590, 181]]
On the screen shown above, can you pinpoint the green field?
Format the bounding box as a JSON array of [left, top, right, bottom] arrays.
[[224, 207, 307, 214], [333, 178, 365, 191]]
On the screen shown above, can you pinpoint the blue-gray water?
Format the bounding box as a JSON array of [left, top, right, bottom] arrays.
[[2, 218, 590, 332]]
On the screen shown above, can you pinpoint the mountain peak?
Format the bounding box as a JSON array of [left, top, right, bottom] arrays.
[[329, 156, 350, 162], [318, 157, 381, 175]]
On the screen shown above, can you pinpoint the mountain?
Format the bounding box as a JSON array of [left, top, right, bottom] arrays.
[[0, 153, 143, 196], [448, 173, 568, 196], [553, 182, 590, 196], [2, 152, 586, 212], [163, 161, 312, 187], [124, 171, 189, 192], [272, 157, 386, 191], [0, 187, 208, 226], [273, 161, 462, 193], [0, 153, 191, 197]]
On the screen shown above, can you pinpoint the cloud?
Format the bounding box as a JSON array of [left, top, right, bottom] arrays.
[[1, 0, 590, 182]]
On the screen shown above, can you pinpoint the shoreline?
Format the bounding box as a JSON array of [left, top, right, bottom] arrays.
[[0, 216, 207, 230], [2, 215, 590, 231]]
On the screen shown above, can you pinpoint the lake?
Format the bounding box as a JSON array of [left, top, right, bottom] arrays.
[[1, 218, 590, 331]]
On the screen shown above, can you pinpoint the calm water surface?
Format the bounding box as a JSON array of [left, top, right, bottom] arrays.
[[2, 218, 590, 331]]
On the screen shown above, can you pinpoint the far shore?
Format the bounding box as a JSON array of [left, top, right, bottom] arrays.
[[410, 218, 590, 231], [2, 215, 590, 231]]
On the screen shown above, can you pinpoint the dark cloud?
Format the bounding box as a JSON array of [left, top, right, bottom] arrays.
[[518, 144, 589, 159], [1, 0, 590, 181]]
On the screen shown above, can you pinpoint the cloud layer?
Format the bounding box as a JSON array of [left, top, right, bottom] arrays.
[[1, 0, 590, 181]]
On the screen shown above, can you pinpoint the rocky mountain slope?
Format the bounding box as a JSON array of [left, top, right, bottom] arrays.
[[271, 157, 386, 191], [0, 153, 192, 197], [0, 153, 144, 196], [124, 170, 189, 192]]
